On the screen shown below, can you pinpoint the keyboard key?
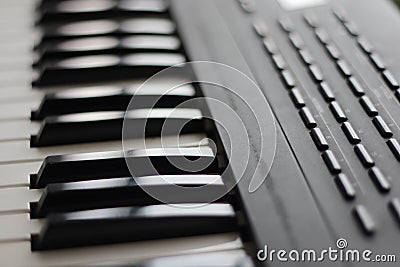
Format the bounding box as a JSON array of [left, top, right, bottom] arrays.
[[309, 65, 323, 82], [387, 138, 400, 161], [38, 0, 168, 23], [31, 108, 203, 147], [36, 35, 181, 62], [310, 128, 329, 151], [322, 150, 342, 174], [353, 205, 376, 235], [303, 12, 319, 28], [382, 70, 399, 90], [335, 173, 356, 200], [262, 38, 278, 54], [299, 49, 314, 65], [348, 77, 365, 96], [341, 122, 361, 144], [357, 37, 373, 54], [32, 84, 195, 120], [329, 101, 347, 123], [389, 198, 400, 226], [299, 107, 317, 129], [281, 69, 296, 88], [252, 17, 269, 37], [337, 60, 352, 77], [272, 54, 287, 70], [372, 116, 393, 138], [34, 175, 226, 217], [319, 82, 335, 102], [369, 53, 386, 71], [333, 9, 348, 22], [278, 16, 293, 32], [315, 28, 330, 44], [343, 22, 359, 36], [359, 96, 378, 117], [369, 167, 391, 193], [34, 53, 185, 86], [354, 144, 375, 168], [31, 147, 218, 188], [289, 88, 306, 108], [32, 203, 237, 250], [288, 32, 304, 49], [325, 44, 341, 60]]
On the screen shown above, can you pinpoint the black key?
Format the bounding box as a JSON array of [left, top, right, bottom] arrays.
[[288, 32, 304, 49], [31, 147, 219, 188], [343, 22, 359, 36], [348, 77, 365, 96], [353, 205, 376, 235], [262, 38, 278, 54], [341, 122, 361, 144], [252, 17, 269, 37], [389, 198, 400, 226], [373, 116, 393, 138], [309, 65, 323, 82], [36, 35, 181, 63], [34, 175, 226, 217], [31, 84, 195, 120], [337, 60, 352, 77], [319, 82, 335, 102], [272, 54, 287, 70], [303, 12, 319, 28], [354, 144, 375, 168], [299, 49, 313, 65], [315, 29, 330, 44], [387, 138, 400, 161], [382, 70, 400, 90], [37, 0, 168, 23], [41, 18, 176, 41], [329, 101, 347, 123], [357, 37, 373, 54], [369, 54, 386, 71], [289, 88, 306, 108], [278, 17, 293, 32], [31, 108, 203, 147], [322, 150, 342, 174], [33, 53, 185, 86], [359, 96, 378, 117], [310, 128, 329, 151], [335, 173, 356, 200], [299, 107, 317, 129], [31, 203, 237, 250], [325, 44, 341, 60], [281, 70, 296, 88], [369, 167, 391, 193]]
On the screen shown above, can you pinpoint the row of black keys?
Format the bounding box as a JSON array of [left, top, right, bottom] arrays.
[[31, 147, 240, 250]]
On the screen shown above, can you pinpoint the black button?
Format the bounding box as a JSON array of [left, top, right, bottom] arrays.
[[357, 37, 373, 54], [290, 88, 306, 108], [322, 150, 342, 174], [281, 70, 296, 88], [348, 77, 365, 96], [310, 128, 329, 151], [299, 107, 317, 129], [353, 205, 376, 235], [359, 96, 378, 117], [335, 173, 356, 200], [369, 167, 391, 193], [309, 65, 323, 82], [382, 70, 399, 90], [354, 144, 375, 168], [337, 60, 352, 77], [387, 138, 400, 161], [341, 122, 361, 144], [319, 82, 335, 102], [31, 203, 237, 250], [329, 101, 347, 123], [369, 53, 386, 71], [373, 116, 393, 138], [299, 49, 314, 65], [326, 44, 341, 60]]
